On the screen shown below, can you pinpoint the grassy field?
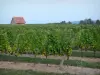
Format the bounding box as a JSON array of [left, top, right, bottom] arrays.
[[0, 54, 100, 69], [0, 69, 73, 75], [72, 50, 100, 58]]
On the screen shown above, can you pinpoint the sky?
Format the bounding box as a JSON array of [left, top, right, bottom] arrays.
[[0, 0, 100, 24]]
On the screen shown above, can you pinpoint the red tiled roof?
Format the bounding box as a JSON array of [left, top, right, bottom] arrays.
[[13, 17, 26, 24]]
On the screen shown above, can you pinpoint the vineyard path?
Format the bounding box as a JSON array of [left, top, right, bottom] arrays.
[[0, 61, 100, 75]]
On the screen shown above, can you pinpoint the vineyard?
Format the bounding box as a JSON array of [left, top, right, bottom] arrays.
[[0, 24, 100, 75]]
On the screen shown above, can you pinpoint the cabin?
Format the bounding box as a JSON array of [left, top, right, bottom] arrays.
[[11, 17, 26, 25]]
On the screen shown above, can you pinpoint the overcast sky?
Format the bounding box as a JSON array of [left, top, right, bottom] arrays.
[[0, 0, 100, 24]]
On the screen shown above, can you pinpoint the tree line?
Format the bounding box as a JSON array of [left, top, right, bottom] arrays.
[[60, 19, 100, 25], [79, 19, 100, 25]]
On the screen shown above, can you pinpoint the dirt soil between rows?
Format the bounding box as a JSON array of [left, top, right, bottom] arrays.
[[0, 61, 100, 75]]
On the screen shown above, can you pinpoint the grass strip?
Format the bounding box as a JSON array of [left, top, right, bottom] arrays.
[[0, 68, 73, 75], [0, 54, 100, 69], [72, 50, 100, 58]]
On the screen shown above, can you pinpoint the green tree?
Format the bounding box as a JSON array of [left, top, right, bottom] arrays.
[[60, 21, 66, 24], [80, 18, 94, 24], [87, 18, 94, 24], [96, 20, 100, 25], [79, 20, 84, 24], [67, 21, 72, 24]]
